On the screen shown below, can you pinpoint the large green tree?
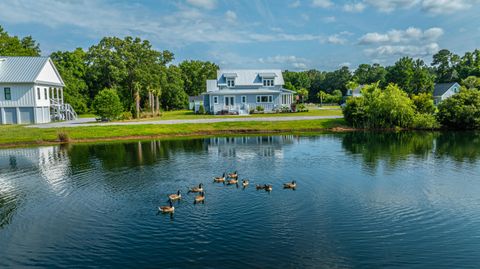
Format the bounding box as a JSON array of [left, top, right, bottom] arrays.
[[50, 48, 89, 113], [386, 57, 434, 94], [161, 65, 188, 110], [353, 63, 387, 85], [179, 60, 218, 96], [437, 89, 480, 129], [0, 26, 40, 56], [432, 49, 460, 83]]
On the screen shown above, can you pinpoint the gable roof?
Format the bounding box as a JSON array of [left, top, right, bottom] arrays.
[[0, 56, 64, 86], [217, 69, 284, 86], [433, 82, 459, 97]]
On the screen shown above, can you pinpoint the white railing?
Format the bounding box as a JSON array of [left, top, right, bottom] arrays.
[[212, 104, 250, 114], [253, 103, 276, 112], [50, 99, 77, 121]]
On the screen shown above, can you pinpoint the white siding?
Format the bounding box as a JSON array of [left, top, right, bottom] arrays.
[[0, 84, 35, 107], [34, 84, 51, 107], [36, 61, 63, 85]]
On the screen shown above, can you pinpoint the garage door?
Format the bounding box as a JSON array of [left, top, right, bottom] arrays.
[[19, 107, 34, 124], [4, 108, 17, 124]]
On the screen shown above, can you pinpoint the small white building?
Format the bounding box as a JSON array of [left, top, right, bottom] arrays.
[[433, 82, 460, 105], [0, 56, 76, 124]]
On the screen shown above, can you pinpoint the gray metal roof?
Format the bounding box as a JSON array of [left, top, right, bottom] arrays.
[[433, 82, 459, 97], [0, 56, 62, 85], [217, 69, 285, 86], [203, 88, 293, 95]]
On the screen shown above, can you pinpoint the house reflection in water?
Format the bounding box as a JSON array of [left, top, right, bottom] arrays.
[[206, 135, 295, 159]]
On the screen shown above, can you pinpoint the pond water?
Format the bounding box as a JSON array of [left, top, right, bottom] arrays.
[[1, 132, 480, 268]]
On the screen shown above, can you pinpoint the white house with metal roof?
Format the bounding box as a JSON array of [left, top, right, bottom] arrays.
[[433, 82, 461, 105], [0, 56, 76, 124], [202, 69, 294, 115]]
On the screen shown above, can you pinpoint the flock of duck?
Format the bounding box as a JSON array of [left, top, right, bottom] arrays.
[[158, 171, 297, 214]]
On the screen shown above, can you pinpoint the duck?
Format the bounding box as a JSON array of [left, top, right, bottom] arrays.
[[264, 184, 273, 192], [283, 180, 297, 189], [256, 184, 265, 190], [242, 179, 249, 187], [189, 183, 204, 193], [169, 190, 182, 200], [159, 200, 175, 213], [213, 173, 226, 183], [228, 171, 238, 179], [194, 192, 206, 204], [227, 178, 238, 185]]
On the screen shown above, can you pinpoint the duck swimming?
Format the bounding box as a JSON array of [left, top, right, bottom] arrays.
[[283, 180, 297, 189], [169, 190, 182, 201], [227, 177, 238, 185], [194, 192, 206, 204], [242, 179, 249, 187], [213, 173, 226, 183], [228, 171, 238, 179], [159, 200, 175, 213], [189, 183, 204, 193]]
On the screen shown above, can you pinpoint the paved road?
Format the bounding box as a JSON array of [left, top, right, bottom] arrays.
[[29, 115, 343, 128]]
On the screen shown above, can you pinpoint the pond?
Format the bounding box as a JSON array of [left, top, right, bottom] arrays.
[[1, 132, 480, 268]]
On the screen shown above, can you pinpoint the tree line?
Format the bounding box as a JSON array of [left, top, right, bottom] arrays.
[[0, 25, 218, 117], [283, 49, 480, 103]]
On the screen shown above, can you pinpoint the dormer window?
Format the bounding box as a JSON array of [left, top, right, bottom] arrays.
[[263, 78, 274, 87], [227, 78, 235, 87]]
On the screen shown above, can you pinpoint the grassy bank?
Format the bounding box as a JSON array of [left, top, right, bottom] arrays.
[[0, 118, 347, 148]]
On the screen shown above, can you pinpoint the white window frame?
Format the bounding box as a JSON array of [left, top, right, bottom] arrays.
[[227, 78, 235, 87], [256, 95, 273, 103], [4, 87, 11, 101], [241, 95, 247, 103], [37, 87, 41, 100], [224, 96, 235, 106], [263, 78, 274, 87], [213, 96, 219, 104]]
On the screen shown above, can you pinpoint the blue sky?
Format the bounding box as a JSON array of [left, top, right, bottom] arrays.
[[0, 0, 479, 70]]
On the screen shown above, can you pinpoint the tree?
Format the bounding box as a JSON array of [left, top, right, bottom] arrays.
[[92, 88, 123, 119], [322, 66, 352, 95], [50, 48, 89, 113], [179, 60, 218, 96], [161, 65, 188, 110], [353, 63, 386, 85], [317, 91, 328, 106], [437, 89, 480, 129], [0, 25, 40, 56], [386, 57, 415, 93], [411, 93, 435, 114], [457, 50, 480, 79], [86, 36, 173, 114], [432, 49, 460, 83], [461, 76, 480, 90], [296, 88, 309, 103]]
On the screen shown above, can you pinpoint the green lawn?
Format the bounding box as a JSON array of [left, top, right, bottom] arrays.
[[0, 118, 348, 147], [129, 106, 342, 121]]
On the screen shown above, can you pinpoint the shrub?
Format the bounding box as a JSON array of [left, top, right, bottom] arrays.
[[256, 106, 264, 112], [198, 105, 205, 114], [119, 111, 133, 120], [297, 104, 308, 112], [57, 131, 70, 142], [342, 97, 367, 128], [412, 93, 435, 114], [92, 88, 123, 120], [437, 89, 480, 129], [412, 113, 440, 129]]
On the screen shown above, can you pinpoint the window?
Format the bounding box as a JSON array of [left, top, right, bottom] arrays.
[[256, 95, 273, 103], [37, 87, 41, 100], [44, 88, 48, 99], [263, 78, 274, 87], [227, 78, 235, 87], [4, 87, 11, 100], [213, 96, 219, 104], [241, 96, 246, 103]]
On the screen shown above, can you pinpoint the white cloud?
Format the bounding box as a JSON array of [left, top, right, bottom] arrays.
[[186, 0, 217, 9], [339, 62, 352, 67], [258, 55, 308, 69], [364, 0, 419, 12], [289, 0, 301, 8], [343, 2, 366, 12], [359, 27, 443, 44], [327, 34, 347, 45], [301, 13, 310, 21], [421, 0, 474, 14], [322, 16, 336, 23], [364, 43, 440, 57], [225, 10, 237, 23], [312, 0, 334, 8]]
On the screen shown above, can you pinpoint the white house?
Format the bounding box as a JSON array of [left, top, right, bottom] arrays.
[[433, 82, 460, 105], [202, 69, 294, 115], [0, 56, 76, 124], [346, 85, 364, 97]]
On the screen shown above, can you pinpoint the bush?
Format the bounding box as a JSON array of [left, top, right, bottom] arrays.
[[119, 111, 133, 120], [437, 89, 480, 129], [412, 113, 440, 129], [412, 93, 435, 114], [57, 131, 70, 142], [342, 83, 415, 128], [92, 88, 123, 120], [296, 104, 308, 112], [198, 105, 205, 114], [256, 106, 264, 112]]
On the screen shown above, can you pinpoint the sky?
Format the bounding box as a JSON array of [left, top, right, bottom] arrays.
[[0, 0, 479, 71]]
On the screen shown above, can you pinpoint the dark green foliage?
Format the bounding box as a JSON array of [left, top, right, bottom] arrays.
[[386, 57, 434, 94], [411, 93, 436, 114], [342, 96, 367, 128], [179, 60, 218, 96], [92, 88, 123, 119], [353, 63, 386, 85], [198, 105, 205, 114], [432, 49, 460, 83], [437, 89, 480, 129], [0, 26, 40, 56], [161, 66, 188, 110]]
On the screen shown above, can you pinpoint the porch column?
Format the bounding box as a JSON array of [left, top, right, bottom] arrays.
[[61, 88, 64, 104], [16, 107, 21, 124], [0, 107, 5, 124], [56, 88, 59, 102]]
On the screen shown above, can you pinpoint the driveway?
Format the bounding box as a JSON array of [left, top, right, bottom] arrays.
[[29, 115, 343, 128]]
